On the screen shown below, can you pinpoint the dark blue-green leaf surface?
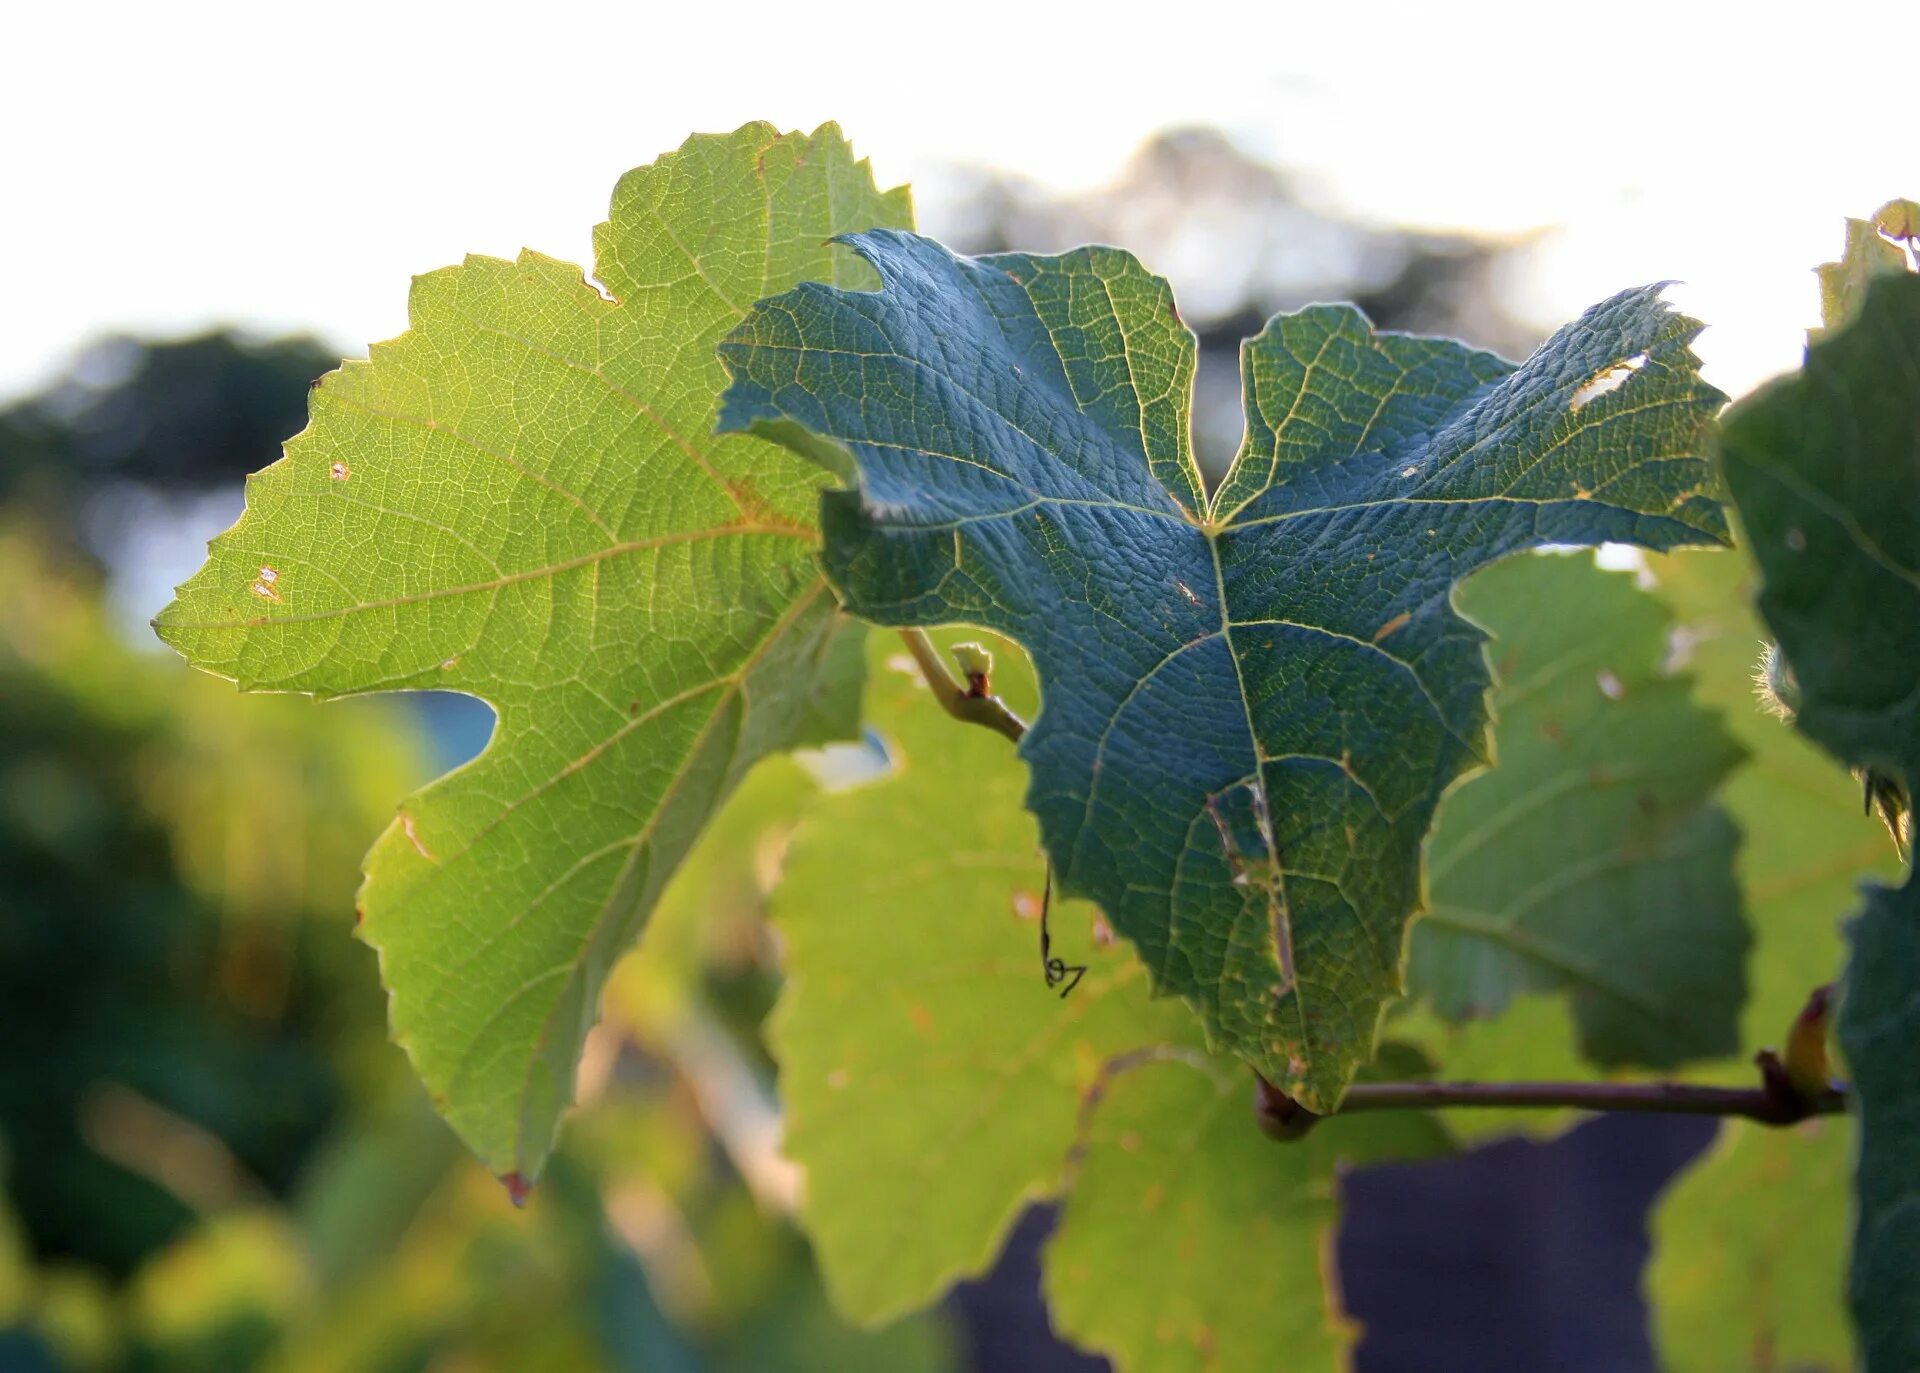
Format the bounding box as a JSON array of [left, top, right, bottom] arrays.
[[719, 231, 1727, 1108], [1718, 270, 1920, 1373]]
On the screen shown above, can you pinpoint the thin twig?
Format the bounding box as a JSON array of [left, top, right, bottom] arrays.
[[898, 628, 1027, 743], [1332, 1078, 1845, 1124], [1254, 1049, 1848, 1141]]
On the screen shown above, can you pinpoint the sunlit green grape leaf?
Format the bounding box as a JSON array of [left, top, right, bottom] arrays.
[[1718, 271, 1920, 1373], [1649, 1114, 1853, 1371], [769, 628, 1199, 1325], [602, 755, 819, 1044], [1408, 552, 1746, 1067], [152, 123, 912, 1181], [720, 231, 1727, 1110], [1043, 1056, 1448, 1373], [1816, 201, 1918, 337], [771, 629, 1444, 1369]]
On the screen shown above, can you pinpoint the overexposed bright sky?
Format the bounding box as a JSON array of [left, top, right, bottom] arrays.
[[5, 0, 1916, 408]]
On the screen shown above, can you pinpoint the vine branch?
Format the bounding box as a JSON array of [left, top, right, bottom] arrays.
[[1254, 989, 1848, 1141], [898, 628, 1027, 743], [1253, 1072, 1847, 1141]]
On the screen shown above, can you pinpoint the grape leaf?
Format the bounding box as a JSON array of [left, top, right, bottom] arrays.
[[720, 230, 1728, 1109], [601, 754, 819, 1045], [1639, 543, 1903, 1373], [1817, 200, 1918, 338], [769, 628, 1446, 1370], [768, 628, 1197, 1324], [1043, 1056, 1447, 1373], [1407, 553, 1747, 1067], [1648, 1118, 1853, 1372], [1834, 883, 1920, 1372], [1717, 272, 1920, 1372], [152, 123, 912, 1180], [1648, 550, 1896, 1064]]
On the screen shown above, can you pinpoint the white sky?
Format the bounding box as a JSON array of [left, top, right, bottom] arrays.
[[4, 0, 1916, 409]]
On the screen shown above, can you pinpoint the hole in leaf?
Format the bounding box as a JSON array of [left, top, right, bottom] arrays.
[[1569, 353, 1648, 411]]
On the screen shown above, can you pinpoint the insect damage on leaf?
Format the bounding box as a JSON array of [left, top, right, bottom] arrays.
[[719, 230, 1727, 1111]]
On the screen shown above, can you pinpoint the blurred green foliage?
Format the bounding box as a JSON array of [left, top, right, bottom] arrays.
[[0, 334, 955, 1372]]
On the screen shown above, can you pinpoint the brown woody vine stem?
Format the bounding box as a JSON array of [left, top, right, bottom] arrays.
[[898, 628, 1027, 743], [1253, 1069, 1847, 1142], [1254, 1016, 1848, 1142]]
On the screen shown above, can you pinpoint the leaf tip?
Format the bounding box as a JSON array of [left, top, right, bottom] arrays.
[[498, 1171, 534, 1208]]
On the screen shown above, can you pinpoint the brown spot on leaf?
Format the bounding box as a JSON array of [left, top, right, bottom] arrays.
[[1373, 610, 1412, 642], [909, 1004, 934, 1036], [400, 813, 436, 862], [1193, 1326, 1217, 1361], [1011, 888, 1043, 921]]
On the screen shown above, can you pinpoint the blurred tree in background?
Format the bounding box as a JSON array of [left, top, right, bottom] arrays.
[[934, 128, 1544, 475], [0, 332, 336, 498], [0, 337, 955, 1372]]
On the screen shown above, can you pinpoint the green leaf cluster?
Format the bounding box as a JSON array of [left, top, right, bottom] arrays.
[[153, 123, 1920, 1371]]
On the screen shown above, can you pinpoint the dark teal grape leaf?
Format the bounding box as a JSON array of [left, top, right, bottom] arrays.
[[719, 231, 1728, 1109], [1408, 553, 1747, 1067], [1718, 271, 1920, 1372], [153, 124, 912, 1181]]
